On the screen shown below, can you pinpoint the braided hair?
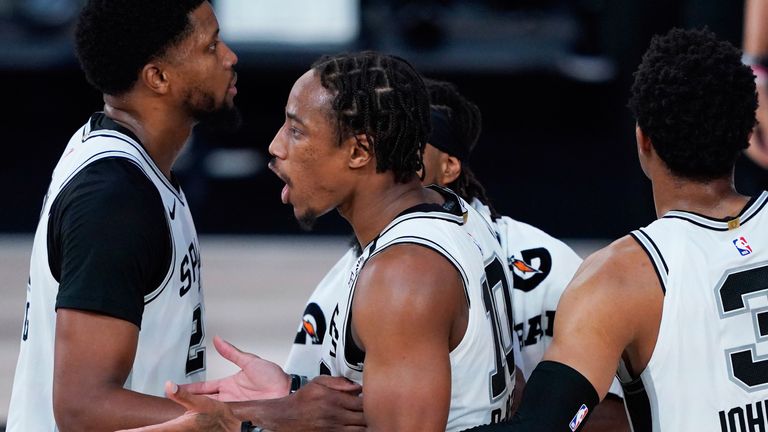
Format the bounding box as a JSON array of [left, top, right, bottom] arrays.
[[312, 52, 431, 183]]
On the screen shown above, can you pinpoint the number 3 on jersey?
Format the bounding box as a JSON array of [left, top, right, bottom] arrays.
[[481, 256, 516, 401], [717, 262, 768, 391], [186, 304, 205, 375]]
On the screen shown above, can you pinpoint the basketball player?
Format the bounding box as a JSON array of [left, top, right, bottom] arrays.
[[7, 1, 362, 431], [285, 78, 628, 430], [465, 28, 766, 431], [121, 51, 517, 432]]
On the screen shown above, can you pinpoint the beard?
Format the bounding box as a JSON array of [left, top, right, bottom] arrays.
[[297, 209, 319, 232], [184, 86, 242, 134]]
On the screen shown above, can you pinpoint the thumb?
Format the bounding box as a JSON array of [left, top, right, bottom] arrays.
[[213, 335, 256, 368], [165, 380, 210, 412]]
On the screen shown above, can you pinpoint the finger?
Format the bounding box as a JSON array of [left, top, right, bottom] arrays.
[[311, 375, 363, 393], [180, 378, 224, 395], [213, 335, 256, 367], [336, 392, 364, 413], [165, 381, 216, 412]]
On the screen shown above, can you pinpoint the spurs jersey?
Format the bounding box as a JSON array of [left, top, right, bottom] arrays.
[[284, 248, 358, 377], [620, 191, 768, 432], [473, 201, 624, 397], [319, 188, 516, 431], [471, 201, 581, 379], [8, 115, 205, 431]]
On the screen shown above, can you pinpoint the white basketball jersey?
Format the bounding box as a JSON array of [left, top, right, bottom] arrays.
[[620, 191, 768, 432], [471, 201, 580, 379], [284, 247, 358, 377], [8, 118, 206, 431], [320, 192, 516, 431]]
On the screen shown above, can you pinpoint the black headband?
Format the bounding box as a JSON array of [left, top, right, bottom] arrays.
[[429, 108, 469, 161]]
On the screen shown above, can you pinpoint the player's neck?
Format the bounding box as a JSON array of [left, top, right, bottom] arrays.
[[343, 177, 440, 248], [103, 96, 194, 179], [651, 172, 750, 219]]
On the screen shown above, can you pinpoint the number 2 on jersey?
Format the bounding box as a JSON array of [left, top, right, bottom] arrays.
[[186, 304, 205, 375]]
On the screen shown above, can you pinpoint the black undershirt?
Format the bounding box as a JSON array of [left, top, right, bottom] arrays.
[[47, 155, 171, 328]]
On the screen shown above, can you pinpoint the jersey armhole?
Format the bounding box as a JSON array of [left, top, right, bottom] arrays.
[[629, 229, 669, 294]]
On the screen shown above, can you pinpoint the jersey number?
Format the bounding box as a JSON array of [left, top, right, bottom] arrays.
[[717, 262, 768, 391], [482, 256, 516, 400], [186, 304, 205, 375]]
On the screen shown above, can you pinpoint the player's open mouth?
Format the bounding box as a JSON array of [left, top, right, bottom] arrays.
[[228, 74, 238, 96], [268, 160, 291, 204]]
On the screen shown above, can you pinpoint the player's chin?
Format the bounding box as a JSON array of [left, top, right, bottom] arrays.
[[295, 208, 318, 232]]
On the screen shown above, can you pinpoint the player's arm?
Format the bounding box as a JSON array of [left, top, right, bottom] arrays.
[[464, 236, 660, 431], [351, 244, 466, 432], [51, 160, 185, 430], [54, 310, 185, 430]]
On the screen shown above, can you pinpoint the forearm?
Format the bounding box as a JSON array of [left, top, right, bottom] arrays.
[[54, 386, 185, 432], [744, 0, 768, 56]]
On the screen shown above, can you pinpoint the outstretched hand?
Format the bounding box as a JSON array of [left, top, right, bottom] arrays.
[[182, 336, 291, 401], [116, 381, 241, 432]]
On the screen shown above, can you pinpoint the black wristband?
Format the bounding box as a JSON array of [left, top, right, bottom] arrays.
[[289, 374, 309, 394], [241, 421, 262, 432]]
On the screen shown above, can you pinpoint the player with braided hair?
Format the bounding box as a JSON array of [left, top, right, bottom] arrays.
[[125, 51, 517, 432]]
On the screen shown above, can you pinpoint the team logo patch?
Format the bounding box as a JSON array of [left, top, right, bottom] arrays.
[[509, 257, 542, 275], [569, 404, 589, 431], [733, 237, 753, 256], [302, 316, 321, 344]]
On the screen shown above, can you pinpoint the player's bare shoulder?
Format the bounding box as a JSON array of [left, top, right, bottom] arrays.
[[353, 243, 464, 328]]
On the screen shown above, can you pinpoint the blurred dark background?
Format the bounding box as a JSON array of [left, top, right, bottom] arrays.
[[1, 0, 763, 240]]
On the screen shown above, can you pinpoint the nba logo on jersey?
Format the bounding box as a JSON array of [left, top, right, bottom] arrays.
[[569, 404, 589, 431], [732, 236, 753, 256]]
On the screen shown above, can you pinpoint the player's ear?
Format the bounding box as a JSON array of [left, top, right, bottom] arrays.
[[349, 134, 373, 169], [442, 155, 462, 185], [636, 124, 653, 155], [141, 62, 171, 95]]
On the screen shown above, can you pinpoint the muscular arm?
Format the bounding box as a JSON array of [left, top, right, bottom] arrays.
[[464, 236, 660, 431], [543, 236, 662, 398], [54, 310, 184, 431], [352, 244, 467, 432], [51, 159, 184, 430]]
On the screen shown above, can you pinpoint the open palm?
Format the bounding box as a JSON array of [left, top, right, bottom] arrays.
[[181, 336, 291, 401]]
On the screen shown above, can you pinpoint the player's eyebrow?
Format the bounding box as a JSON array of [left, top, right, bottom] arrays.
[[286, 111, 307, 127], [210, 27, 220, 41]]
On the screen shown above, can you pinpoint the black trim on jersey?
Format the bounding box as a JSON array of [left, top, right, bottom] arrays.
[[85, 112, 185, 203], [342, 237, 473, 371], [143, 211, 175, 306], [48, 158, 172, 328], [369, 187, 465, 249], [620, 376, 653, 432], [636, 229, 669, 274], [661, 191, 768, 231], [629, 232, 667, 295], [343, 305, 366, 370]]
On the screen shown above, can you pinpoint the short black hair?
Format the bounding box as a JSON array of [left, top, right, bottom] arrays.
[[75, 0, 206, 95], [628, 28, 757, 181], [425, 79, 500, 220], [312, 51, 431, 184]]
